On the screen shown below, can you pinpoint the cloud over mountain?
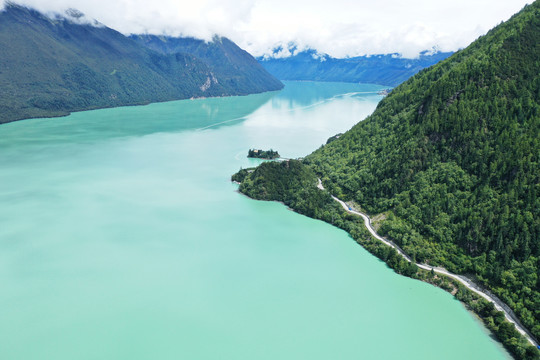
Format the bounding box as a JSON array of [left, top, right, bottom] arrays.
[[6, 0, 533, 58]]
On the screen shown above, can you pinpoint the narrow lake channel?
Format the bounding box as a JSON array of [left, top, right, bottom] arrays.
[[0, 81, 511, 359]]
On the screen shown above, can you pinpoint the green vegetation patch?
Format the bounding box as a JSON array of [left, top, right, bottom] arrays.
[[305, 1, 540, 344], [247, 149, 280, 159], [233, 3, 540, 358]]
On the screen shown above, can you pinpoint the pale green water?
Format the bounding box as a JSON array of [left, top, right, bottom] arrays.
[[0, 81, 510, 359]]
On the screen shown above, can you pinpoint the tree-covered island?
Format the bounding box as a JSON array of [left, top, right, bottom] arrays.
[[247, 149, 280, 159]]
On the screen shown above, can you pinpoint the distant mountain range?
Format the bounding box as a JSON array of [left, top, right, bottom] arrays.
[[257, 49, 453, 87], [0, 4, 283, 124]]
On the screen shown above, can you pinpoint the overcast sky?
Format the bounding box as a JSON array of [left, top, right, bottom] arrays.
[[4, 0, 533, 58]]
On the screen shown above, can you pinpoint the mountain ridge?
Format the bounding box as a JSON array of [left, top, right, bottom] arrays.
[[130, 34, 283, 96], [257, 48, 453, 87], [0, 4, 283, 124], [235, 2, 540, 358]]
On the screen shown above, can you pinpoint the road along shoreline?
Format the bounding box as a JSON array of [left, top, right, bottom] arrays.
[[317, 179, 539, 348]]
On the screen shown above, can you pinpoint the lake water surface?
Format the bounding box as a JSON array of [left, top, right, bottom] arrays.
[[0, 81, 510, 359]]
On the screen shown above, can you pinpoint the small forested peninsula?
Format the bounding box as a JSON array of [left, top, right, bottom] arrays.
[[247, 149, 280, 159], [0, 4, 282, 124], [234, 2, 540, 359]]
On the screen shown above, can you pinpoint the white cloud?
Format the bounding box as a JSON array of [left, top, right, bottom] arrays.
[[5, 0, 533, 58]]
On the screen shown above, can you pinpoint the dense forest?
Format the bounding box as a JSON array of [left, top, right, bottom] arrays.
[[234, 2, 539, 358], [0, 5, 282, 124], [247, 149, 280, 159], [234, 160, 539, 359]]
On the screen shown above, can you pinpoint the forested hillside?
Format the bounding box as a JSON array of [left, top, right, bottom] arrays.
[[131, 35, 284, 95], [0, 5, 282, 124], [258, 49, 452, 86], [235, 1, 540, 354]]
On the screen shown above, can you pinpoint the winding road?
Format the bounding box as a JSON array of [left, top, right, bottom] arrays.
[[317, 179, 539, 348]]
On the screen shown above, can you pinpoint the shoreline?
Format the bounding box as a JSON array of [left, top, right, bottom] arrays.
[[318, 178, 538, 349], [233, 152, 539, 359], [0, 87, 284, 126]]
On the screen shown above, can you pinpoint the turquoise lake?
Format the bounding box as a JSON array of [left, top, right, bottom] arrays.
[[0, 81, 510, 359]]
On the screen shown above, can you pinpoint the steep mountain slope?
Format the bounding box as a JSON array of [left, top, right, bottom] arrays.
[[235, 2, 540, 357], [257, 49, 453, 86], [0, 5, 282, 124], [130, 35, 284, 95]]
